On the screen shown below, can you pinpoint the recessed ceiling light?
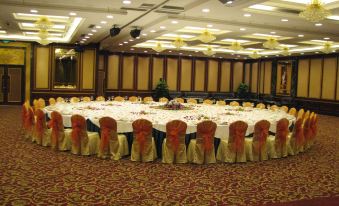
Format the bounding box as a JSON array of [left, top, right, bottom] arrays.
[[249, 4, 275, 11], [0, 30, 7, 34], [244, 13, 251, 17], [195, 51, 198, 53], [92, 29, 97, 32], [240, 28, 246, 31], [96, 25, 102, 29], [88, 33, 93, 36], [270, 31, 276, 34], [80, 41, 84, 43], [119, 43, 123, 46], [160, 26, 166, 29], [30, 9, 38, 13], [142, 33, 147, 36], [69, 12, 77, 16], [324, 37, 330, 40], [82, 38, 86, 41], [315, 51, 319, 53], [85, 36, 90, 39], [281, 19, 288, 22], [144, 50, 148, 53], [265, 55, 268, 57], [189, 54, 192, 56], [101, 21, 107, 24], [202, 8, 210, 13], [207, 24, 213, 28], [171, 20, 178, 24], [129, 39, 134, 41], [150, 30, 156, 33], [179, 53, 183, 55], [130, 48, 134, 50], [124, 41, 128, 44], [107, 15, 114, 19], [169, 51, 172, 53], [298, 34, 304, 37], [122, 0, 131, 4], [226, 1, 233, 4], [315, 23, 322, 26], [136, 37, 140, 39]]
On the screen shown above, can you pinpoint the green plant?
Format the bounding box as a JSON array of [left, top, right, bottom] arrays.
[[154, 78, 170, 100], [236, 83, 249, 98]]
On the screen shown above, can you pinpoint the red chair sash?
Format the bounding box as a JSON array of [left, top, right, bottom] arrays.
[[276, 119, 289, 147], [133, 119, 152, 154], [71, 120, 84, 149], [253, 120, 270, 152], [48, 118, 60, 148], [35, 110, 45, 140], [135, 130, 149, 153], [99, 127, 111, 151], [294, 119, 304, 146], [233, 128, 245, 153], [24, 108, 34, 131], [197, 121, 217, 152], [202, 133, 214, 152], [166, 120, 187, 153], [168, 129, 180, 152]]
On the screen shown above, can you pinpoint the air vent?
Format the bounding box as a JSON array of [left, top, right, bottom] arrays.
[[155, 5, 184, 14], [121, 7, 148, 11], [88, 24, 95, 29]]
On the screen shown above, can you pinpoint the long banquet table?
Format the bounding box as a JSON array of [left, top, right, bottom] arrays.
[[44, 101, 295, 157]]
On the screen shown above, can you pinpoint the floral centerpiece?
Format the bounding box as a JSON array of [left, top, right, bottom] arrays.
[[164, 100, 184, 110]]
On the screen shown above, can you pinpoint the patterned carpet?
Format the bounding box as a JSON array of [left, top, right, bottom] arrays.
[[0, 106, 338, 206]]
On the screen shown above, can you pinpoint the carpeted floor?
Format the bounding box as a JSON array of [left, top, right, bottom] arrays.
[[0, 106, 338, 206]]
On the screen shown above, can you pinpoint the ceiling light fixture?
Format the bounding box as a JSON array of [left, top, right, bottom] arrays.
[[263, 37, 280, 49], [30, 9, 38, 13], [249, 51, 261, 59], [69, 12, 77, 16], [171, 20, 178, 24], [101, 21, 107, 24], [240, 28, 246, 31], [96, 25, 102, 29], [107, 15, 113, 19], [299, 0, 331, 22], [123, 0, 132, 4], [197, 29, 216, 43], [110, 25, 121, 37], [229, 41, 243, 51], [298, 34, 304, 37], [172, 37, 187, 50], [203, 46, 216, 56], [315, 23, 323, 26], [130, 28, 141, 38], [281, 19, 289, 22], [244, 13, 251, 17], [322, 42, 334, 53], [207, 24, 213, 28], [202, 8, 210, 13], [153, 42, 165, 52], [281, 47, 291, 56]]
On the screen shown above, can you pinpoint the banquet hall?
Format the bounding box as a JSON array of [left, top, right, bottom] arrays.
[[0, 0, 338, 205]]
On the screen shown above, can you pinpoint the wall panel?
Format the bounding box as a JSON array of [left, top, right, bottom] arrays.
[[180, 58, 192, 91], [220, 61, 231, 92], [322, 58, 336, 100], [251, 62, 258, 93], [81, 49, 95, 90], [167, 58, 178, 91], [259, 62, 265, 94], [264, 61, 272, 94], [107, 55, 119, 90], [207, 60, 218, 92], [244, 63, 250, 86], [194, 60, 205, 91], [309, 59, 322, 98], [152, 57, 164, 89], [297, 59, 309, 97], [137, 56, 149, 90], [122, 56, 134, 90], [35, 47, 50, 89], [233, 62, 243, 91]]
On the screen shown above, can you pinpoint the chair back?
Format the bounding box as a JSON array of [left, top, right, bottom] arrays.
[[49, 111, 65, 149], [49, 98, 56, 105], [303, 110, 310, 122], [270, 105, 279, 111], [203, 99, 213, 105], [288, 108, 297, 116], [297, 108, 305, 119], [196, 121, 217, 152], [37, 98, 46, 109], [228, 121, 248, 153], [70, 97, 80, 103], [71, 114, 88, 153], [96, 96, 105, 101], [24, 106, 35, 132], [187, 98, 197, 104], [114, 96, 124, 101], [56, 97, 64, 103], [280, 106, 289, 113], [132, 119, 153, 154], [159, 97, 169, 103], [230, 101, 239, 106], [242, 102, 253, 108], [129, 96, 138, 102], [35, 109, 47, 143], [256, 103, 265, 109], [275, 118, 289, 147], [310, 114, 318, 139], [292, 118, 304, 148], [143, 96, 153, 102], [174, 98, 184, 103], [82, 96, 91, 102], [303, 116, 312, 145], [99, 117, 118, 152], [253, 120, 270, 155], [166, 120, 187, 153], [216, 100, 226, 106]]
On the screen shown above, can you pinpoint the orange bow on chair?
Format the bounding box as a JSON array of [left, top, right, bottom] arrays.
[[294, 119, 304, 147], [275, 118, 289, 149], [133, 119, 152, 154], [167, 129, 180, 153], [197, 121, 217, 152], [166, 120, 187, 153], [35, 109, 46, 144], [48, 111, 63, 149], [24, 107, 34, 132], [71, 115, 86, 153], [232, 127, 247, 153], [253, 120, 270, 158], [99, 117, 117, 154]]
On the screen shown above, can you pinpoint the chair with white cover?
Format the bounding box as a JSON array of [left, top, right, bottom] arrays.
[[49, 98, 56, 105], [303, 115, 312, 150], [70, 114, 100, 155], [22, 102, 34, 140], [162, 120, 188, 164], [230, 101, 240, 107], [37, 98, 46, 109], [159, 97, 169, 103], [97, 117, 128, 160], [96, 96, 105, 101], [82, 96, 91, 102], [33, 109, 51, 146], [203, 99, 213, 105], [297, 108, 305, 119], [309, 113, 318, 146], [217, 121, 248, 163], [280, 106, 289, 113], [187, 98, 197, 104], [70, 97, 80, 103], [174, 98, 185, 103], [288, 108, 297, 116], [256, 103, 265, 109], [129, 96, 138, 102], [131, 119, 157, 162], [270, 105, 279, 111], [56, 97, 65, 103], [242, 102, 253, 108], [245, 120, 270, 161], [143, 96, 153, 102], [216, 100, 226, 106], [114, 96, 125, 102], [287, 118, 304, 155], [267, 118, 289, 159], [187, 120, 217, 164], [48, 111, 72, 151]]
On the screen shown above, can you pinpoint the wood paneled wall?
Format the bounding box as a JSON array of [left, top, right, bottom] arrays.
[[297, 57, 338, 101], [105, 53, 245, 94]]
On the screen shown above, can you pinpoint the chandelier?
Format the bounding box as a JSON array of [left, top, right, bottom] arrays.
[[229, 41, 243, 51], [197, 29, 216, 43], [249, 51, 261, 59], [35, 17, 53, 45], [322, 42, 334, 54], [299, 0, 331, 22], [152, 42, 165, 52], [202, 46, 216, 56], [172, 37, 187, 50], [263, 37, 280, 49], [281, 47, 291, 56]]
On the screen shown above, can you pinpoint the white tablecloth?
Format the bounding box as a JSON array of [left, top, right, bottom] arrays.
[[44, 101, 295, 139]]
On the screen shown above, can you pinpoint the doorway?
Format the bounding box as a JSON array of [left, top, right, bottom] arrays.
[[0, 65, 25, 104]]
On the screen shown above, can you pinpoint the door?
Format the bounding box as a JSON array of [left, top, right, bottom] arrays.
[[0, 65, 24, 105]]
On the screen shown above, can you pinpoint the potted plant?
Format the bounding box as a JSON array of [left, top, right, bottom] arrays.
[[236, 83, 249, 99], [154, 78, 170, 100]]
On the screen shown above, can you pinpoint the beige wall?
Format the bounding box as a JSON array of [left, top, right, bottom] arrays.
[[81, 49, 96, 90], [167, 58, 178, 91], [107, 55, 119, 90], [194, 60, 205, 91], [137, 57, 149, 90], [152, 57, 164, 89], [180, 58, 192, 91], [35, 47, 50, 89], [297, 59, 309, 97], [207, 60, 218, 92], [233, 62, 243, 91], [122, 56, 134, 90], [251, 62, 258, 93]]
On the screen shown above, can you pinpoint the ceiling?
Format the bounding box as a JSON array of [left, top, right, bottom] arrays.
[[0, 0, 338, 59]]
